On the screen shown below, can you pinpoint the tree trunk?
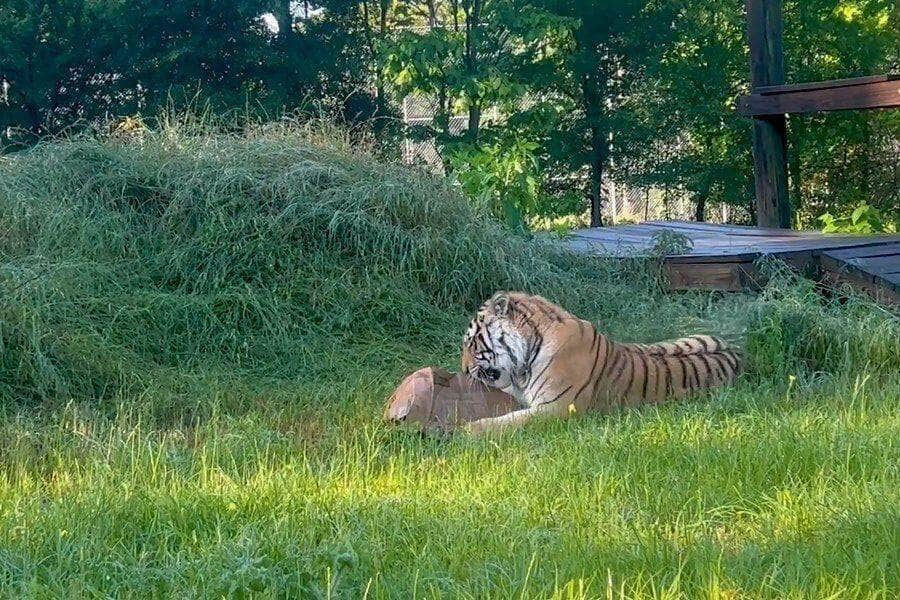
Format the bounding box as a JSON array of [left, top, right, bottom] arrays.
[[589, 138, 605, 227], [361, 1, 375, 62], [464, 0, 481, 141], [663, 182, 671, 220], [360, 0, 386, 120], [21, 96, 42, 136], [426, 0, 438, 28], [467, 104, 481, 140], [376, 0, 390, 116], [695, 193, 707, 222], [581, 73, 607, 228], [437, 83, 449, 135], [437, 82, 453, 174], [273, 1, 292, 36], [695, 180, 712, 222]]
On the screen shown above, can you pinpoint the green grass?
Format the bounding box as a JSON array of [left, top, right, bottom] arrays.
[[1, 118, 898, 598]]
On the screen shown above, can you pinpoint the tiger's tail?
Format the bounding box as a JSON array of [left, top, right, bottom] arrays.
[[609, 335, 742, 405]]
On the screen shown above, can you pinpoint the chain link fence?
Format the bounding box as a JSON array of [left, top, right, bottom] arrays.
[[399, 92, 737, 225]]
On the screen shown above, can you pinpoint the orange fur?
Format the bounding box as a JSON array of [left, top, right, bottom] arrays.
[[461, 292, 742, 434]]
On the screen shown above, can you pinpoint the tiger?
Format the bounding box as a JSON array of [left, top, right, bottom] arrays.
[[460, 291, 742, 435]]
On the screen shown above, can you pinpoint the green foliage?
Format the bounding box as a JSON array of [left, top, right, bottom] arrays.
[[819, 202, 897, 234], [2, 119, 895, 403], [382, 28, 464, 99], [382, 0, 574, 147], [2, 0, 896, 228], [448, 134, 542, 231], [780, 1, 900, 221], [1, 373, 897, 597], [650, 229, 694, 256], [0, 0, 371, 146], [0, 0, 122, 138], [747, 259, 900, 379], [528, 212, 590, 237]]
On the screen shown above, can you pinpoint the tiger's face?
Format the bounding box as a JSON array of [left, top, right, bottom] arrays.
[[461, 295, 524, 391]]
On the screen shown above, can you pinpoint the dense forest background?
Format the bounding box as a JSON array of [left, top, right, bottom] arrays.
[[1, 0, 897, 230]]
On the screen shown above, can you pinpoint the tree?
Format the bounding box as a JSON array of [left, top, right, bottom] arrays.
[[0, 0, 121, 144], [383, 0, 571, 144], [612, 0, 897, 228], [525, 0, 679, 227], [782, 0, 898, 227], [617, 0, 755, 223], [0, 1, 373, 149]]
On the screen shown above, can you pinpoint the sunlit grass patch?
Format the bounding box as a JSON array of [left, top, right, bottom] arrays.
[[0, 370, 896, 598]]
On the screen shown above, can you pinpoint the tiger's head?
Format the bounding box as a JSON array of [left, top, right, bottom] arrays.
[[461, 293, 530, 390]]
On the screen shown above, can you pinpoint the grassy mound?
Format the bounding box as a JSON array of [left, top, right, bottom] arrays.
[[0, 119, 683, 404]]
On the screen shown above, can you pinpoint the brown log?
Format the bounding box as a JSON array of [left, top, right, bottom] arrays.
[[383, 367, 519, 434]]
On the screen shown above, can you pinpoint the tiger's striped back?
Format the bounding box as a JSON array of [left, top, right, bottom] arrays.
[[461, 292, 742, 415]]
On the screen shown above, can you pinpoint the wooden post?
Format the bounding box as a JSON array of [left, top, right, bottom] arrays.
[[746, 0, 791, 228]]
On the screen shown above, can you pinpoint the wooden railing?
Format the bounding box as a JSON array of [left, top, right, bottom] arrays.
[[738, 0, 900, 229]]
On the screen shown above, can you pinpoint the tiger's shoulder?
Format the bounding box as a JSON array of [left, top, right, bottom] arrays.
[[487, 291, 580, 325]]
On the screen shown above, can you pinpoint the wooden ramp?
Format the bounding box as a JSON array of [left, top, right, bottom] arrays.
[[566, 221, 900, 304]]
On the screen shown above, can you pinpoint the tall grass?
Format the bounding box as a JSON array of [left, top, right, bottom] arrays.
[[1, 119, 898, 598]]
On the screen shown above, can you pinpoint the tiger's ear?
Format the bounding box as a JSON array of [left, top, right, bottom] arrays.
[[492, 294, 510, 317]]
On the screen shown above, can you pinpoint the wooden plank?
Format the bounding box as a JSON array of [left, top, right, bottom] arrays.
[[819, 252, 900, 293], [745, 0, 791, 229], [750, 116, 791, 227], [756, 74, 898, 95], [841, 254, 900, 276], [666, 248, 813, 264], [567, 225, 900, 262], [738, 79, 900, 116], [746, 0, 784, 90], [819, 252, 869, 280], [743, 236, 900, 252], [821, 269, 900, 305], [568, 233, 657, 246], [668, 237, 900, 260], [664, 262, 757, 292], [643, 220, 808, 237], [569, 233, 651, 244], [823, 242, 900, 261], [562, 223, 900, 300]]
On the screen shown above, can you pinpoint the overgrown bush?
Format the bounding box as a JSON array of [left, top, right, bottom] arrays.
[[746, 260, 899, 379]]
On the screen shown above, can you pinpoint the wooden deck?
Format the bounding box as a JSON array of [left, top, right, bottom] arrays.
[[566, 221, 900, 304]]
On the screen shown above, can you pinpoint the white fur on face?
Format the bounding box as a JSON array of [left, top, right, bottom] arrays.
[[465, 316, 526, 396]]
